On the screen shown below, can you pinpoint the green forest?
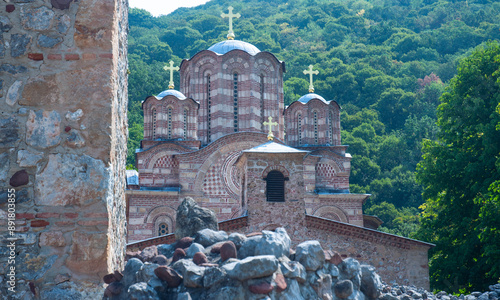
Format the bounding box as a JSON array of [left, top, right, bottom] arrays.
[[126, 0, 500, 292]]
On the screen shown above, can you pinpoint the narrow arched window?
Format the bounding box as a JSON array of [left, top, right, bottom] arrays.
[[329, 111, 334, 144], [183, 108, 188, 139], [158, 223, 168, 236], [152, 108, 157, 140], [260, 74, 265, 128], [207, 74, 212, 142], [314, 111, 318, 144], [266, 170, 285, 202], [233, 73, 238, 132], [298, 113, 302, 145], [167, 107, 172, 139]]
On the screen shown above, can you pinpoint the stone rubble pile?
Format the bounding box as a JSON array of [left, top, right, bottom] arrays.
[[102, 198, 500, 300], [103, 227, 384, 300], [378, 283, 500, 300]]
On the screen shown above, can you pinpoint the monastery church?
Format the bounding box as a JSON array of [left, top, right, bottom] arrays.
[[126, 7, 433, 287]]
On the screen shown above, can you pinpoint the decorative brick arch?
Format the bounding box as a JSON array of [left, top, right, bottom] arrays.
[[191, 133, 267, 192], [316, 157, 342, 175], [145, 206, 177, 234], [262, 165, 290, 179], [192, 53, 217, 73], [221, 52, 252, 72], [312, 205, 349, 223], [144, 144, 188, 170], [311, 151, 347, 174], [254, 58, 276, 74]]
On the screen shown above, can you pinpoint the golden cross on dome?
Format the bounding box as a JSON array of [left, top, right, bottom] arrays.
[[263, 116, 278, 140], [163, 60, 179, 89], [303, 65, 319, 93], [221, 6, 241, 40]]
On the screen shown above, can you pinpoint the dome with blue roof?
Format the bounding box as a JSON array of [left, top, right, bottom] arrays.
[[156, 89, 187, 100], [297, 93, 329, 104], [208, 40, 261, 56]]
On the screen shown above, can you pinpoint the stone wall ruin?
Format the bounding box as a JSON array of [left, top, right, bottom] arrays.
[[0, 0, 128, 298]]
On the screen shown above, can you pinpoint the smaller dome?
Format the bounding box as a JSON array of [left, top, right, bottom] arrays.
[[297, 93, 328, 104], [156, 89, 187, 100], [208, 40, 261, 56]]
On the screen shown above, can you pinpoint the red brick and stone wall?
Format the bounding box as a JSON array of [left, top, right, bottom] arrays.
[[0, 0, 128, 297], [242, 151, 309, 236], [305, 215, 431, 290]]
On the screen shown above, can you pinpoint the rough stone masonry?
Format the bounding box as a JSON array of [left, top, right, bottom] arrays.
[[0, 0, 128, 298]]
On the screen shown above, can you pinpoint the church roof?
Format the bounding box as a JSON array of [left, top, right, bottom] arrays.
[[208, 39, 261, 56], [243, 141, 309, 154], [156, 89, 187, 100], [297, 93, 329, 104]]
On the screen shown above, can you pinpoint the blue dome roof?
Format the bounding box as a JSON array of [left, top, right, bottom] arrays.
[[297, 93, 328, 104], [208, 40, 261, 55], [156, 89, 187, 100]]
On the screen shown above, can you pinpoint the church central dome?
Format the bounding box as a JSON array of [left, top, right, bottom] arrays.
[[298, 93, 328, 104], [208, 40, 261, 55]]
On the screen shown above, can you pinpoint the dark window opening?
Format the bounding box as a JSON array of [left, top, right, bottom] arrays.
[[265, 170, 286, 202]]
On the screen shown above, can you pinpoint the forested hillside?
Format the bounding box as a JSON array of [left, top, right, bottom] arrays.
[[127, 0, 499, 245]]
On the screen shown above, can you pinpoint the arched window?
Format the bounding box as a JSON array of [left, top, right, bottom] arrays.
[[265, 170, 285, 202], [329, 111, 333, 144], [152, 108, 157, 140], [297, 113, 302, 145], [260, 74, 265, 128], [233, 73, 238, 132], [167, 107, 172, 139], [314, 111, 318, 144], [183, 108, 188, 139], [158, 222, 168, 236], [207, 74, 212, 142]]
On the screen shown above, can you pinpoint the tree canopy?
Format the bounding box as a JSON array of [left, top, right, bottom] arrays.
[[416, 41, 500, 292]]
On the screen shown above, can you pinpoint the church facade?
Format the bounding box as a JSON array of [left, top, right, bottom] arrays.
[[126, 8, 433, 288]]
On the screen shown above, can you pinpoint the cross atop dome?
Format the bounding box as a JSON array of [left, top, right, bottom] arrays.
[[303, 65, 319, 93], [221, 6, 241, 40], [163, 60, 179, 89], [263, 116, 278, 140]]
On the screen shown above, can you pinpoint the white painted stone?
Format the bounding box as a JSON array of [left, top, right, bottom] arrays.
[[6, 80, 23, 106]]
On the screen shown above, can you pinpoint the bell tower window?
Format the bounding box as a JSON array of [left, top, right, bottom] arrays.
[[167, 107, 172, 139], [298, 113, 302, 145], [207, 74, 212, 142], [152, 108, 157, 140], [265, 170, 285, 202], [260, 74, 265, 129], [314, 111, 318, 144], [233, 73, 238, 132], [329, 111, 334, 144]]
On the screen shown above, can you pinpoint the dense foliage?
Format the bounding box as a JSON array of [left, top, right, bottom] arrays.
[[416, 41, 500, 292], [127, 0, 500, 290]]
